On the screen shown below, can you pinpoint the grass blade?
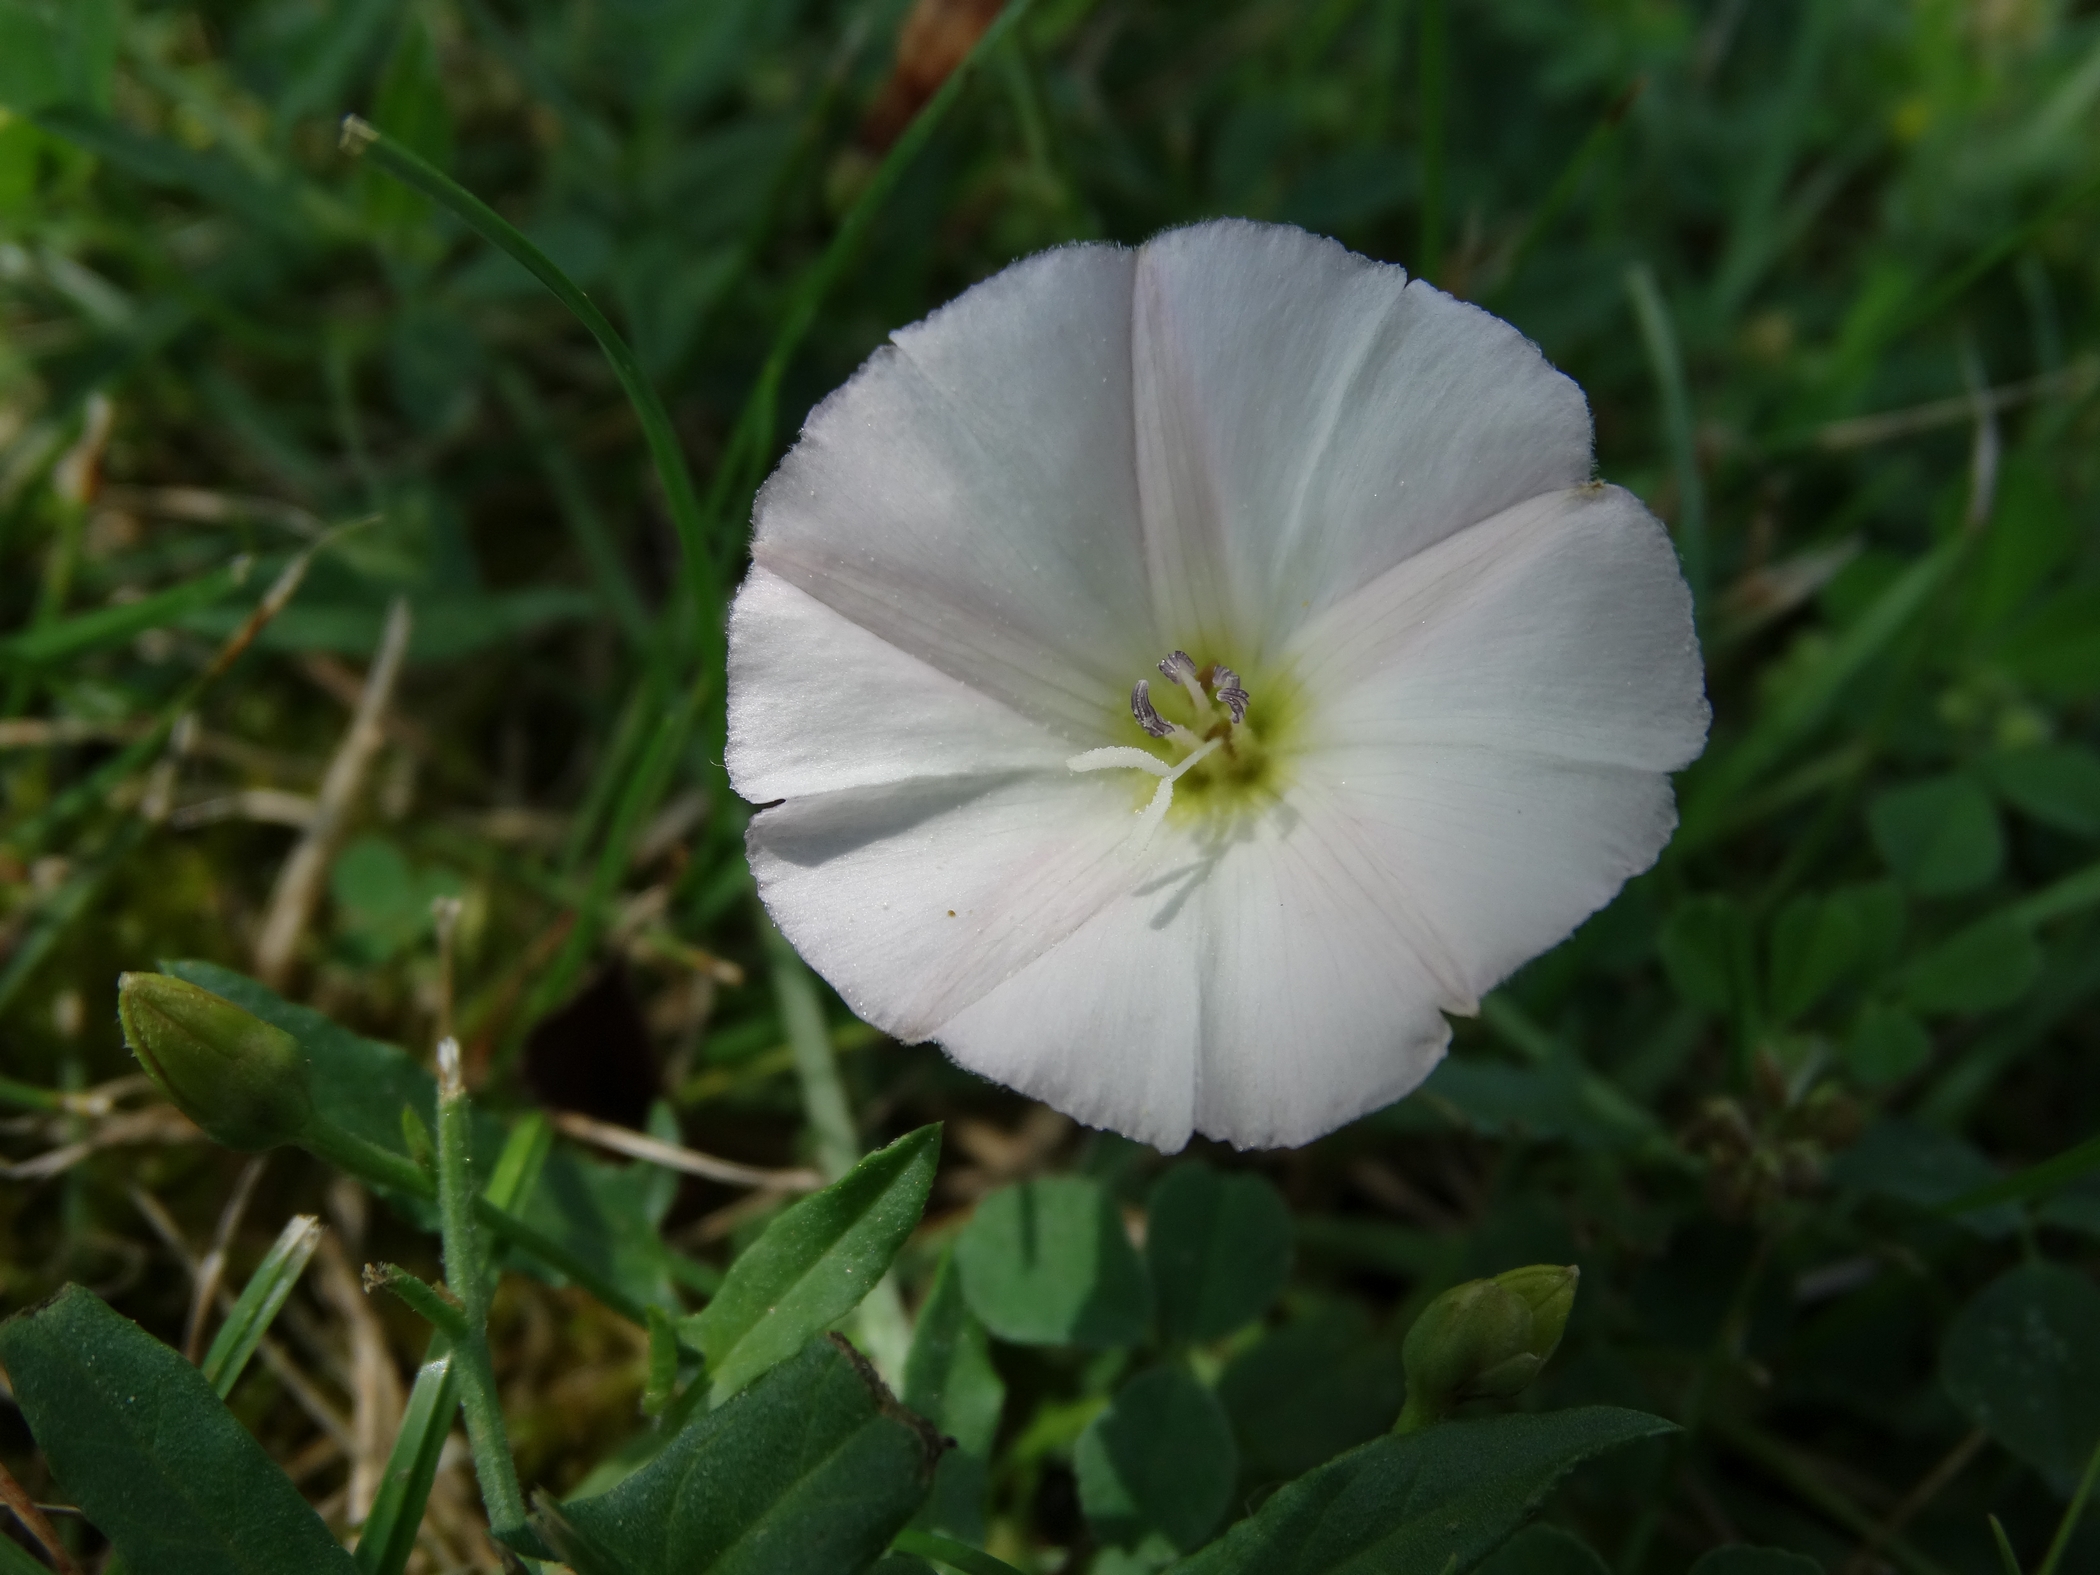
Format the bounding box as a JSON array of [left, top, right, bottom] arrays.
[[892, 1530, 1029, 1575], [199, 1213, 322, 1398], [1625, 262, 1707, 609]]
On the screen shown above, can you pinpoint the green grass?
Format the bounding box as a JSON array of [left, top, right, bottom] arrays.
[[2, 0, 2098, 1570]]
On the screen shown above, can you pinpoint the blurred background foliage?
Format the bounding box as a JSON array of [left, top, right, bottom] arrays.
[[1, 0, 2099, 1569]]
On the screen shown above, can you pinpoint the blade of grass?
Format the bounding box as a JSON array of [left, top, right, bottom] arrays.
[[199, 1213, 323, 1398], [1675, 533, 1969, 851], [354, 1106, 552, 1575], [1415, 0, 1445, 280], [2038, 1436, 2100, 1575], [3, 532, 328, 857], [337, 116, 717, 635], [891, 1529, 1028, 1575], [522, 673, 705, 1028], [1937, 1129, 2100, 1217], [492, 365, 651, 652], [1625, 262, 1708, 609], [0, 554, 252, 670], [1489, 79, 1639, 303], [699, 0, 1042, 537]]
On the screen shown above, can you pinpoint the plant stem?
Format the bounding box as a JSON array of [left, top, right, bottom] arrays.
[[432, 1038, 528, 1540], [2037, 1433, 2100, 1575], [298, 1112, 656, 1329]]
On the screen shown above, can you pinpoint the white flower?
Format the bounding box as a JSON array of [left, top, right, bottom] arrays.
[[727, 219, 1709, 1152]]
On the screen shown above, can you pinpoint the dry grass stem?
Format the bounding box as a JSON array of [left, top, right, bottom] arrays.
[[253, 595, 413, 986], [0, 1458, 81, 1575], [550, 1110, 823, 1191], [184, 1154, 267, 1362]]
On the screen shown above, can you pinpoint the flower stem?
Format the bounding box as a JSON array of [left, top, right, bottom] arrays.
[[432, 1038, 528, 1541]]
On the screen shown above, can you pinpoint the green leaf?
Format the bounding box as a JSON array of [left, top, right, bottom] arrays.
[[355, 1342, 458, 1575], [1478, 1525, 1611, 1575], [903, 1247, 1006, 1543], [1686, 1550, 1822, 1575], [1942, 1262, 2100, 1497], [687, 1125, 940, 1402], [1868, 775, 2004, 896], [1078, 1365, 1238, 1552], [361, 14, 453, 239], [1147, 1163, 1293, 1344], [200, 1212, 322, 1397], [1984, 744, 2100, 839], [544, 1335, 938, 1575], [956, 1176, 1152, 1348], [1767, 892, 1861, 1022], [0, 0, 116, 113], [1900, 915, 2042, 1015], [1217, 1307, 1406, 1483], [1166, 1407, 1674, 1575], [1658, 896, 1754, 1015], [1841, 1004, 1932, 1086], [0, 1285, 359, 1575], [1830, 1118, 2021, 1236]]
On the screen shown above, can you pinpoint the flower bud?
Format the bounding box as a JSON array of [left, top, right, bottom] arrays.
[[1395, 1263, 1579, 1433], [117, 972, 315, 1151]]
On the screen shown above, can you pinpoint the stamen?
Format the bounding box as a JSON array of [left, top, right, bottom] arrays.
[[1213, 666, 1250, 724], [1159, 650, 1208, 711], [1130, 680, 1173, 738]]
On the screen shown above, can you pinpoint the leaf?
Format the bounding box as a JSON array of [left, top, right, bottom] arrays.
[[1147, 1163, 1293, 1343], [0, 557, 251, 667], [169, 960, 678, 1311], [1079, 1365, 1238, 1552], [956, 1176, 1152, 1348], [1941, 1262, 2100, 1497], [1830, 1119, 2020, 1236], [1686, 1551, 1822, 1575], [1658, 896, 1754, 1015], [200, 1212, 322, 1397], [544, 1335, 938, 1575], [1983, 744, 2100, 839], [0, 0, 116, 113], [1478, 1525, 1611, 1575], [1217, 1306, 1406, 1482], [0, 1285, 359, 1575], [1166, 1407, 1674, 1575], [1767, 892, 1861, 1023], [1900, 915, 2041, 1015], [1841, 1004, 1932, 1086], [903, 1247, 1006, 1543], [1868, 775, 2004, 896], [686, 1125, 940, 1402]]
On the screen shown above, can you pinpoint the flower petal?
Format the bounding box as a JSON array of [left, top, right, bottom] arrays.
[[935, 797, 1459, 1151], [750, 243, 1157, 743], [746, 769, 1163, 1042], [728, 567, 1071, 802], [1132, 219, 1592, 665], [1285, 483, 1708, 997], [1286, 484, 1709, 772]]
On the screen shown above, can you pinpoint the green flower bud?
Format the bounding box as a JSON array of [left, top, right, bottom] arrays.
[[1395, 1263, 1579, 1434], [117, 972, 315, 1151]]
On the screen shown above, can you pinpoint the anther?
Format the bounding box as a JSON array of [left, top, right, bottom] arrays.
[[1130, 680, 1173, 738], [1213, 666, 1250, 724]]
